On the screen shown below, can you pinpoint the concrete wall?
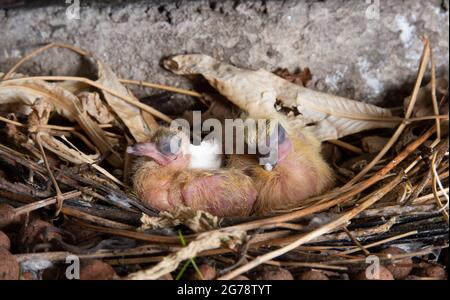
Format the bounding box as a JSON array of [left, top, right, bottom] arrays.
[[0, 0, 448, 108]]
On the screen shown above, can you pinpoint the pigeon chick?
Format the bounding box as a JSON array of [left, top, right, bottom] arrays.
[[128, 128, 257, 217], [228, 120, 334, 215]]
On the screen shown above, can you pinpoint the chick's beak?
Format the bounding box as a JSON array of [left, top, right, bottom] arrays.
[[126, 142, 175, 166]]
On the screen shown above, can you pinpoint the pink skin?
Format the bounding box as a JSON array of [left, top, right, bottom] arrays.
[[140, 178, 173, 211], [224, 125, 334, 215], [127, 141, 189, 211], [276, 137, 292, 163], [127, 142, 189, 169], [258, 132, 332, 213], [181, 175, 225, 215], [128, 140, 257, 217]]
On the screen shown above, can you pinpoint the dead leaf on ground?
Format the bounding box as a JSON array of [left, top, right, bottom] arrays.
[[140, 206, 219, 232], [78, 92, 117, 125], [127, 228, 245, 280], [96, 61, 157, 142], [0, 79, 122, 167], [164, 54, 398, 141]]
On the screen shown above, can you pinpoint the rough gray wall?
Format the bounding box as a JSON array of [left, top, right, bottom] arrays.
[[0, 0, 448, 106]]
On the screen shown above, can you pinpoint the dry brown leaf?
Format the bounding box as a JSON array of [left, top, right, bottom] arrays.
[[27, 98, 53, 132], [78, 91, 116, 125], [164, 55, 398, 141], [182, 96, 237, 128], [56, 80, 90, 94], [59, 135, 123, 186], [0, 79, 122, 167], [39, 133, 100, 165], [126, 228, 245, 280], [0, 73, 33, 115], [0, 80, 122, 167], [139, 207, 220, 233], [96, 61, 157, 142], [26, 99, 101, 164]]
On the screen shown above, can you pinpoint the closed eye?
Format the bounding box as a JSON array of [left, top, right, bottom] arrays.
[[157, 135, 181, 155], [277, 123, 286, 144]]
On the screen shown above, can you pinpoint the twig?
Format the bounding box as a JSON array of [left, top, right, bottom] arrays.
[[329, 139, 364, 154], [14, 245, 168, 263], [273, 261, 348, 271], [61, 206, 134, 230], [406, 138, 448, 204], [343, 38, 431, 187], [1, 76, 172, 123], [317, 245, 448, 265], [218, 173, 403, 279], [340, 230, 419, 255], [429, 46, 441, 141], [342, 226, 370, 255], [430, 151, 449, 222], [71, 220, 185, 244], [2, 42, 89, 80], [413, 189, 449, 204], [59, 135, 125, 187], [219, 125, 435, 233], [119, 78, 202, 98], [0, 115, 25, 127], [35, 132, 64, 216], [13, 190, 81, 216]]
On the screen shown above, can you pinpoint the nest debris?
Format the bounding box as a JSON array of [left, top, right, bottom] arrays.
[[0, 40, 448, 280]]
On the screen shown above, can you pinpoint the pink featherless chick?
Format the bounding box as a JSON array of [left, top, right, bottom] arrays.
[[228, 120, 334, 215], [127, 127, 257, 217]]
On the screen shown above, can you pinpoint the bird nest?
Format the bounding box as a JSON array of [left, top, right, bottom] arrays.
[[0, 40, 448, 280]]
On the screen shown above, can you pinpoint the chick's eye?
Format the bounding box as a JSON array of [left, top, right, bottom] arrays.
[[264, 123, 286, 147], [158, 135, 181, 155], [158, 142, 171, 155], [277, 124, 286, 144]]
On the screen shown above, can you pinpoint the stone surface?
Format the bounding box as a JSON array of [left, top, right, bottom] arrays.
[[0, 0, 448, 106]]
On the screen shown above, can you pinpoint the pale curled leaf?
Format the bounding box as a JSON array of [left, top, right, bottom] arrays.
[[97, 61, 157, 142], [59, 135, 124, 186], [165, 54, 398, 141], [56, 80, 90, 94], [0, 79, 122, 167], [0, 73, 34, 115], [302, 115, 396, 141], [27, 97, 101, 165], [126, 228, 246, 280], [78, 91, 116, 124], [0, 79, 77, 119], [139, 207, 220, 232], [27, 98, 53, 132], [38, 133, 100, 165]]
